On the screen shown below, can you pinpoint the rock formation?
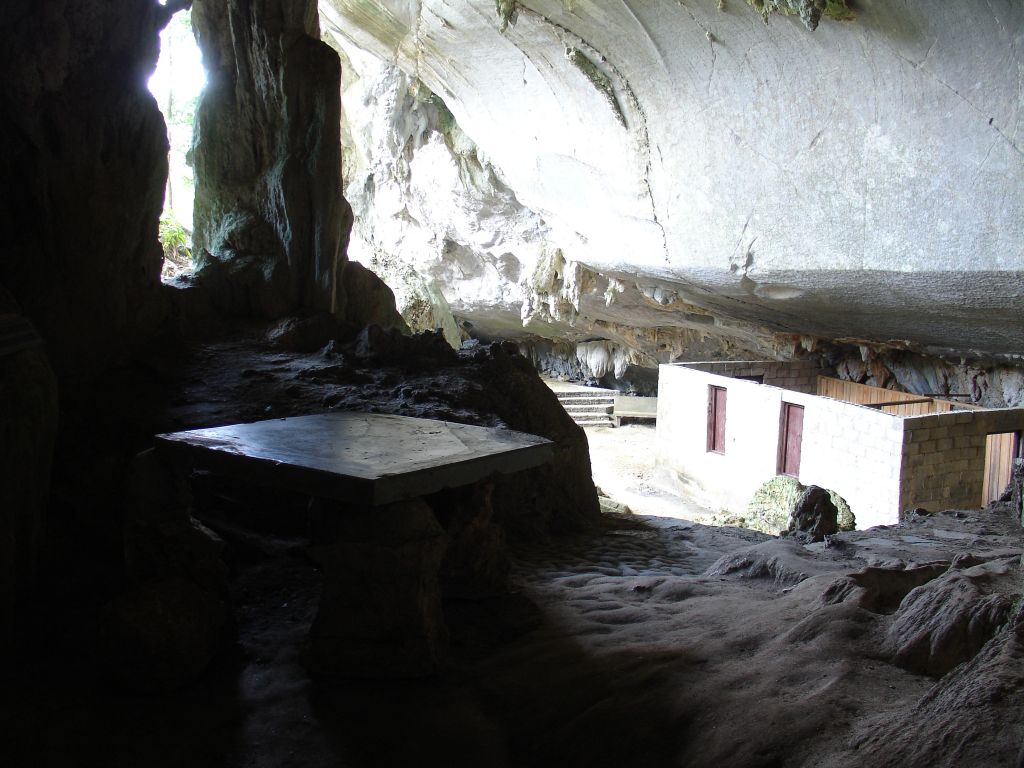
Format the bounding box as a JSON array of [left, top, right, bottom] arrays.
[[0, 0, 1022, 765], [324, 0, 1024, 398], [0, 0, 170, 381], [191, 0, 347, 317], [0, 0, 595, 687]]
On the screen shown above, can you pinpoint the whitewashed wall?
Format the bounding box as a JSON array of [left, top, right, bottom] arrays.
[[656, 364, 904, 528]]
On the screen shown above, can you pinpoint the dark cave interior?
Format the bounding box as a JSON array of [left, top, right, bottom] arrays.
[[1, 2, 1023, 767]]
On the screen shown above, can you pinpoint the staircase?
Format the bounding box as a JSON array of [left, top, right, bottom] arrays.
[[552, 387, 616, 428]]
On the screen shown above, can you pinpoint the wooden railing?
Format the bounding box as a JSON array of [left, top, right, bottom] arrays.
[[816, 377, 967, 416]]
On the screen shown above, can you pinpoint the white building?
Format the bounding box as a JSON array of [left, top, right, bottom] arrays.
[[656, 361, 1024, 529]]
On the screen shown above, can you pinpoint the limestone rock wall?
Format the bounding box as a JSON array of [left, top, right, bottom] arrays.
[[323, 0, 1024, 366], [328, 44, 553, 341], [0, 0, 170, 380], [191, 0, 348, 317], [326, 33, 789, 364], [0, 0, 169, 650], [0, 310, 58, 656], [822, 342, 1024, 408]]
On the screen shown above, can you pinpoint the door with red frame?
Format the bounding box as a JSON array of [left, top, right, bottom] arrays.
[[778, 403, 804, 477]]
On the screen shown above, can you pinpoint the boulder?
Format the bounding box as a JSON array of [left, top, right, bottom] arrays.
[[1010, 458, 1024, 525], [786, 485, 840, 542], [266, 313, 348, 353], [479, 342, 601, 538], [340, 261, 409, 334], [746, 476, 852, 537]]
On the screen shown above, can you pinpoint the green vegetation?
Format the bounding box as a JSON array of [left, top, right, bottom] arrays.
[[496, 0, 516, 32], [159, 212, 193, 278], [150, 8, 202, 278], [159, 212, 189, 253]]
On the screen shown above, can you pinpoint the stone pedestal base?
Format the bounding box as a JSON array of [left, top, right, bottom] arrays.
[[306, 498, 448, 678], [431, 483, 510, 600]]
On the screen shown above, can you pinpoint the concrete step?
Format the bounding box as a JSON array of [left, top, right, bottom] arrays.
[[575, 417, 615, 427], [564, 413, 613, 423], [558, 396, 615, 406], [562, 404, 614, 414], [550, 386, 618, 427]]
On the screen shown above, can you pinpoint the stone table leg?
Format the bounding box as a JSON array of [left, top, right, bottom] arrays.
[[306, 497, 448, 678], [429, 482, 511, 600]]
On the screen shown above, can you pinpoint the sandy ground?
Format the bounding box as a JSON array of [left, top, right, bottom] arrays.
[[585, 423, 715, 522]]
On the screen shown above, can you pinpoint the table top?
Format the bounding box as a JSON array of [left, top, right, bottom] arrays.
[[155, 411, 554, 506]]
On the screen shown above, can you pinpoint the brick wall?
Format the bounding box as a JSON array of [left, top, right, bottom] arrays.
[[899, 410, 1024, 512], [679, 360, 826, 394]]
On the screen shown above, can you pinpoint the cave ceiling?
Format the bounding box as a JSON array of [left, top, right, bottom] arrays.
[[317, 0, 1024, 365]]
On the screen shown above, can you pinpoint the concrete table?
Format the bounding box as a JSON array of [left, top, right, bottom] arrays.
[[155, 411, 554, 677]]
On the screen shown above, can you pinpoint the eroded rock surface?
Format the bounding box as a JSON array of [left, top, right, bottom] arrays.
[[885, 556, 1018, 677], [842, 606, 1024, 768], [0, 0, 169, 379], [191, 0, 347, 317], [324, 0, 1024, 396]]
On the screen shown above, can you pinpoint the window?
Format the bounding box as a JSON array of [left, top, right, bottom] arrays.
[[778, 403, 804, 476], [707, 385, 727, 453]]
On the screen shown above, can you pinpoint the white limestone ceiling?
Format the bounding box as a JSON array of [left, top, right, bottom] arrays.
[[321, 0, 1024, 360]]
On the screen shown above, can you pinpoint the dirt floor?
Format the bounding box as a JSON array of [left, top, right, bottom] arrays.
[[10, 497, 1020, 767], [4, 351, 1024, 767], [585, 423, 714, 522]]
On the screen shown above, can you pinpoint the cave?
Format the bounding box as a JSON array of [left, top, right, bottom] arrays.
[[1, 1, 1022, 767]]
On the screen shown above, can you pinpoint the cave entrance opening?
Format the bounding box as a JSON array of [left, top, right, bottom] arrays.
[[148, 6, 205, 281]]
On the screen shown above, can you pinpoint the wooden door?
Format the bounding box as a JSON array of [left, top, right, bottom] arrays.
[[707, 386, 727, 453], [778, 403, 804, 477], [983, 432, 1019, 505]]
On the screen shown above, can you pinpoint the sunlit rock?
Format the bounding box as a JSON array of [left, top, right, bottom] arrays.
[[323, 0, 1024, 379]]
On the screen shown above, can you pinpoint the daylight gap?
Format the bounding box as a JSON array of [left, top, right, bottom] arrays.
[[149, 7, 205, 281]]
